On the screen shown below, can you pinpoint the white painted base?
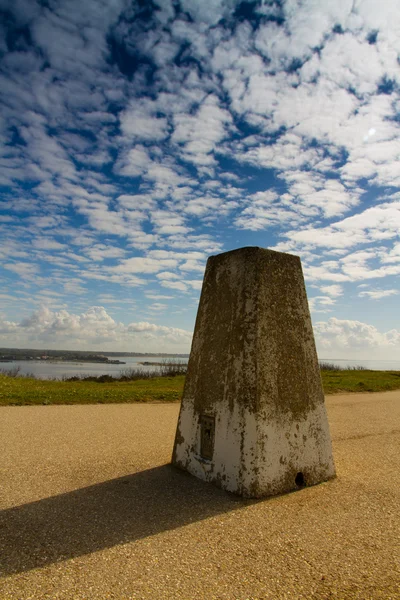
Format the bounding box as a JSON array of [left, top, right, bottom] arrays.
[[174, 397, 335, 497]]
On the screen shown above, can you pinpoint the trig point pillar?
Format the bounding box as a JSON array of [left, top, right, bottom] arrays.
[[172, 247, 335, 498]]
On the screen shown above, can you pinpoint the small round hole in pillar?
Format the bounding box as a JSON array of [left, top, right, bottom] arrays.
[[295, 472, 305, 487]]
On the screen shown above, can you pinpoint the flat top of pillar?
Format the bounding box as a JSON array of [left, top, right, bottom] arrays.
[[208, 246, 301, 264]]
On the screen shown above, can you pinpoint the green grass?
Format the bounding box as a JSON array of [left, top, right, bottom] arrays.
[[321, 369, 400, 394], [0, 374, 185, 406], [1, 370, 400, 406]]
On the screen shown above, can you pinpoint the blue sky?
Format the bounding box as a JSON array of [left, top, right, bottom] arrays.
[[0, 0, 399, 358]]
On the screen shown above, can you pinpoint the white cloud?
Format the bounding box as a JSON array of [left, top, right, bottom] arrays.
[[249, 133, 313, 164], [4, 261, 39, 278], [84, 244, 126, 262], [186, 279, 203, 290], [150, 210, 191, 236], [275, 201, 400, 255], [359, 289, 399, 300], [0, 305, 192, 351], [182, 195, 226, 217], [284, 173, 360, 218], [156, 271, 180, 280], [83, 270, 146, 287], [117, 194, 155, 211], [300, 32, 388, 95], [255, 2, 354, 70], [235, 189, 302, 230], [112, 257, 178, 274], [119, 100, 169, 141], [355, 0, 400, 54], [179, 0, 239, 26], [114, 145, 151, 177], [219, 8, 400, 204], [160, 235, 222, 253], [179, 260, 205, 273], [308, 296, 336, 313], [0, 316, 18, 334], [160, 280, 188, 292], [63, 280, 87, 295], [145, 163, 189, 188], [148, 302, 167, 311], [172, 94, 233, 166], [314, 317, 400, 359], [33, 238, 67, 250], [148, 249, 206, 261], [381, 243, 400, 264], [145, 293, 174, 300], [319, 284, 344, 297]]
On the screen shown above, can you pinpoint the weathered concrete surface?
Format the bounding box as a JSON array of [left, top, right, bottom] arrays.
[[0, 393, 399, 599], [172, 247, 335, 497]]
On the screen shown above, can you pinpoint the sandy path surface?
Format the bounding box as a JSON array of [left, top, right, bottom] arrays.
[[0, 391, 399, 599]]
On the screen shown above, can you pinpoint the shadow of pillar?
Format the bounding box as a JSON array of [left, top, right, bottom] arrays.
[[0, 464, 256, 576]]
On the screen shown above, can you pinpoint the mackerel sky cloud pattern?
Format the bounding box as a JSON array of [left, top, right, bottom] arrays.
[[0, 0, 399, 357]]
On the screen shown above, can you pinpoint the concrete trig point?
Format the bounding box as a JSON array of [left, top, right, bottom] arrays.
[[172, 247, 335, 498]]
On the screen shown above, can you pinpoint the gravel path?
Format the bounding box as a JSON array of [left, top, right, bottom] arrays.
[[0, 392, 399, 599]]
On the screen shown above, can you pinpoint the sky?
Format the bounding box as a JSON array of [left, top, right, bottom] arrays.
[[0, 0, 399, 359]]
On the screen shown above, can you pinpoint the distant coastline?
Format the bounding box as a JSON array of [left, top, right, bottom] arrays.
[[0, 358, 126, 365], [0, 347, 189, 365]]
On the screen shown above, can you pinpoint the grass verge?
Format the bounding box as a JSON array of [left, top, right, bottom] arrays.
[[0, 374, 185, 406], [321, 369, 400, 394], [1, 370, 400, 406]]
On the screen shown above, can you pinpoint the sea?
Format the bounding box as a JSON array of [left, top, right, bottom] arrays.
[[0, 356, 189, 380], [0, 355, 399, 380]]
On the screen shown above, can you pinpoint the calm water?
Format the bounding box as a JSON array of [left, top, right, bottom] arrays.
[[0, 356, 189, 380], [0, 355, 399, 380]]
